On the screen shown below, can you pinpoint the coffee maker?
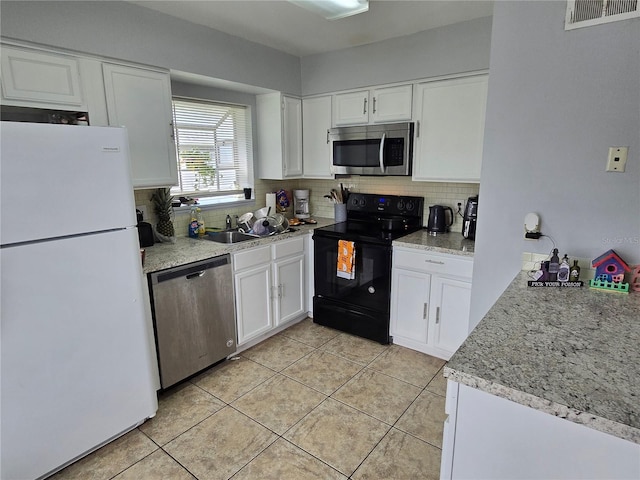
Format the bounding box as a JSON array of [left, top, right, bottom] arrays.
[[462, 195, 478, 240], [293, 189, 310, 219]]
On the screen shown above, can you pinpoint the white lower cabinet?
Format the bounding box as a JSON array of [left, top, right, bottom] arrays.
[[234, 260, 273, 345], [273, 255, 305, 325], [390, 247, 472, 360], [442, 382, 640, 480], [233, 237, 306, 346]]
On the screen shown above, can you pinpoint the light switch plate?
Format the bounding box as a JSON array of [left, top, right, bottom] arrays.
[[606, 147, 628, 172]]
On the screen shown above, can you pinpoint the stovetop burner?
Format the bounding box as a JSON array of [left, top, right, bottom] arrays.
[[314, 193, 424, 244]]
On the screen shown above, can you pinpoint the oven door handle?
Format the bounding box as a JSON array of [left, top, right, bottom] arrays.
[[379, 132, 386, 173]]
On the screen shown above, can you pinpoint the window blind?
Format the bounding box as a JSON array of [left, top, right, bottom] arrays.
[[171, 98, 251, 198]]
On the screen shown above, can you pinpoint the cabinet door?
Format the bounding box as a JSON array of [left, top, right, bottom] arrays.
[[102, 64, 178, 188], [256, 93, 302, 180], [234, 263, 273, 345], [371, 85, 412, 123], [333, 90, 369, 126], [273, 255, 306, 326], [302, 96, 333, 178], [429, 276, 471, 357], [390, 268, 431, 346], [283, 95, 303, 178], [413, 74, 488, 183], [1, 46, 84, 108]]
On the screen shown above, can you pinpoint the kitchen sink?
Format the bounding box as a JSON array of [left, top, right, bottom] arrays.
[[205, 231, 257, 244]]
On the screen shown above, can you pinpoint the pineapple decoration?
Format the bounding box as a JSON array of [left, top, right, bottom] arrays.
[[151, 188, 176, 241]]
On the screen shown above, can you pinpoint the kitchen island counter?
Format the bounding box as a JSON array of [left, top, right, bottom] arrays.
[[445, 270, 640, 444], [392, 230, 475, 257]]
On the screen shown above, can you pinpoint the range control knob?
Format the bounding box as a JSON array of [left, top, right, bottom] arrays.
[[351, 197, 359, 207], [406, 201, 415, 211], [397, 201, 405, 211], [359, 198, 366, 207]]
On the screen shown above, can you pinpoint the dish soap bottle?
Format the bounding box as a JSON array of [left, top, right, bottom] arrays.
[[548, 249, 560, 281], [558, 254, 570, 282], [188, 206, 199, 238], [196, 208, 205, 238], [570, 260, 581, 281]]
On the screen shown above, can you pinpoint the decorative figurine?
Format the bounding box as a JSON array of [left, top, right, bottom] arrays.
[[631, 265, 640, 292], [589, 249, 631, 293]]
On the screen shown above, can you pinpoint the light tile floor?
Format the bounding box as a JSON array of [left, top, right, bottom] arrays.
[[52, 318, 447, 480]]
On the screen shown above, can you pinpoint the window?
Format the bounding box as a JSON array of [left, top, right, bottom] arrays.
[[171, 97, 252, 205]]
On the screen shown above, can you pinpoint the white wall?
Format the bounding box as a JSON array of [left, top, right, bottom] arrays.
[[301, 16, 492, 95], [0, 0, 301, 95], [471, 1, 640, 329]]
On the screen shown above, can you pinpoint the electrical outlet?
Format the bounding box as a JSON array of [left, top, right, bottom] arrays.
[[136, 205, 148, 220]]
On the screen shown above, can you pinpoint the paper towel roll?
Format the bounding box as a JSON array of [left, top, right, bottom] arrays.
[[266, 193, 276, 214]]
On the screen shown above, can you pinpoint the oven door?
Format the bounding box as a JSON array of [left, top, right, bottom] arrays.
[[313, 234, 393, 343], [313, 235, 392, 313]]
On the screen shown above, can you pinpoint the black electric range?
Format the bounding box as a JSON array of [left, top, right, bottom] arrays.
[[312, 193, 424, 343]]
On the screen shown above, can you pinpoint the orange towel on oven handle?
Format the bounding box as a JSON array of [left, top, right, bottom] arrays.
[[337, 240, 355, 280]]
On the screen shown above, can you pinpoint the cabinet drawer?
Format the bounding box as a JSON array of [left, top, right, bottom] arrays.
[[273, 236, 304, 260], [394, 248, 473, 279], [233, 245, 271, 271]]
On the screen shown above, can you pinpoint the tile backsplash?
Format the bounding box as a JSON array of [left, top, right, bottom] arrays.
[[135, 176, 479, 237]]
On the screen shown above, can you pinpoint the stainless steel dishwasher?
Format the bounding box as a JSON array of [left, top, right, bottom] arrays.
[[149, 255, 236, 389]]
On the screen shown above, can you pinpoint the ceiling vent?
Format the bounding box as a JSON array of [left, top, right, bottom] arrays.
[[565, 0, 639, 29]]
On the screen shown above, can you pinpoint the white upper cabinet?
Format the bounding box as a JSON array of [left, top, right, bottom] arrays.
[[333, 84, 412, 126], [413, 74, 488, 183], [102, 63, 178, 188], [370, 85, 413, 123], [1, 45, 85, 109], [302, 96, 333, 179], [256, 93, 303, 180], [333, 90, 369, 126]]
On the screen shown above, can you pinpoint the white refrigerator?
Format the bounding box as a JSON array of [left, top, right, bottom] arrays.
[[0, 122, 159, 480]]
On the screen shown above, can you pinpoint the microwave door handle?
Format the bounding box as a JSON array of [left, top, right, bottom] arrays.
[[379, 133, 386, 173]]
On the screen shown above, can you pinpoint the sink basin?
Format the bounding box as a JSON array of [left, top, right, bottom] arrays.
[[205, 231, 256, 244]]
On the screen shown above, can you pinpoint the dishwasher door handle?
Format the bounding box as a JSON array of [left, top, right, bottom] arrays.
[[186, 270, 206, 280]]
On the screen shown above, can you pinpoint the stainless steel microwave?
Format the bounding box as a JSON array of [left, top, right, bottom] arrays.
[[329, 122, 414, 176]]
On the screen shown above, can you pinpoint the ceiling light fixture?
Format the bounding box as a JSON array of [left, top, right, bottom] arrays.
[[289, 0, 369, 20]]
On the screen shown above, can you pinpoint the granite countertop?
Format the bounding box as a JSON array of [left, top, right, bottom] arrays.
[[142, 218, 334, 274], [445, 270, 640, 444], [392, 230, 475, 257]]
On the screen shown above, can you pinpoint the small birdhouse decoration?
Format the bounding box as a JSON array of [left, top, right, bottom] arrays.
[[589, 249, 631, 293]]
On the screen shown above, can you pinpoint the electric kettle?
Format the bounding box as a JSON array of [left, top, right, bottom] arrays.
[[427, 205, 453, 234]]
